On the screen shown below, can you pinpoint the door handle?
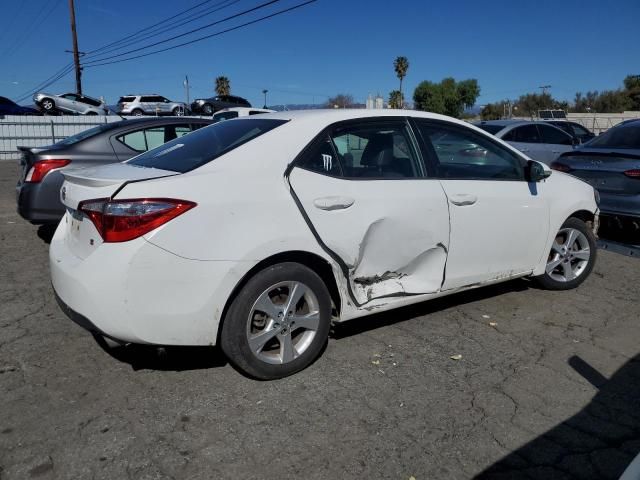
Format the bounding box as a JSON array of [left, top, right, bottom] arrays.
[[449, 194, 478, 206], [313, 196, 355, 211]]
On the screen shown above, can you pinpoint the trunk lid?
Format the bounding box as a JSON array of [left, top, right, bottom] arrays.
[[559, 151, 640, 195], [59, 163, 177, 259]]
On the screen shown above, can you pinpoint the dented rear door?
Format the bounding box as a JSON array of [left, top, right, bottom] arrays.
[[288, 119, 450, 306]]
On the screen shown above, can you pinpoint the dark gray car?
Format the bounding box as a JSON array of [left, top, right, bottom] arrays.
[[16, 117, 213, 224], [190, 95, 251, 115], [552, 119, 640, 243]]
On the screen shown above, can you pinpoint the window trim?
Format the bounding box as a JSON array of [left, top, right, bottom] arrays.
[[410, 118, 529, 182], [292, 117, 427, 181]]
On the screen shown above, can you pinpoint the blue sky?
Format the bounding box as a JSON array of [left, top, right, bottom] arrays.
[[1, 0, 638, 107]]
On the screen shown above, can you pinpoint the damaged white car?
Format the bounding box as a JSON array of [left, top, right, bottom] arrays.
[[50, 110, 599, 379]]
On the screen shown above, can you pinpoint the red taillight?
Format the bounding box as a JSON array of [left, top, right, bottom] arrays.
[[78, 198, 196, 243], [550, 161, 572, 173], [25, 159, 71, 183], [623, 169, 640, 178]]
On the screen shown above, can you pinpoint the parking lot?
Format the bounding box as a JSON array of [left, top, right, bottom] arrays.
[[1, 158, 639, 479]]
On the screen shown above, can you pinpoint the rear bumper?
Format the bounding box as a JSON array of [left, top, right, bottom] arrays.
[[50, 217, 252, 345], [16, 175, 66, 224]]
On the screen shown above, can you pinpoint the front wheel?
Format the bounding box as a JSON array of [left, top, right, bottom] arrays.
[[201, 103, 213, 115], [534, 217, 597, 290], [40, 98, 55, 111], [220, 262, 331, 380], [172, 106, 185, 116]]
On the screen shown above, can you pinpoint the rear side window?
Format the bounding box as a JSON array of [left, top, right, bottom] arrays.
[[213, 111, 239, 122], [538, 124, 573, 145], [503, 125, 541, 143], [128, 118, 287, 173], [118, 124, 193, 152], [119, 96, 135, 103]]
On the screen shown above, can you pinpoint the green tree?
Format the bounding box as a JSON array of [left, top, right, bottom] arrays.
[[481, 103, 503, 120], [413, 77, 480, 118], [326, 94, 355, 108], [624, 74, 640, 110], [389, 90, 402, 109], [393, 56, 409, 107], [215, 76, 230, 96]]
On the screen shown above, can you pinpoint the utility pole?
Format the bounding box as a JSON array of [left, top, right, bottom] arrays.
[[262, 89, 268, 109], [539, 85, 551, 96], [184, 76, 191, 106], [68, 0, 82, 95]]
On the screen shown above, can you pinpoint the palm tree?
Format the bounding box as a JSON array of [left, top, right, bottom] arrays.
[[393, 56, 409, 108], [215, 76, 231, 96]]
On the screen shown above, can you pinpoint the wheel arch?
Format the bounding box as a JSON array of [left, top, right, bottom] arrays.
[[568, 209, 595, 226], [216, 250, 342, 343]]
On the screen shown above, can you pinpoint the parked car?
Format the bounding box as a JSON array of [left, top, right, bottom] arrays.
[[552, 119, 640, 243], [33, 92, 108, 115], [117, 95, 187, 116], [212, 107, 275, 122], [542, 120, 595, 144], [50, 110, 599, 379], [16, 117, 213, 224], [475, 120, 577, 164], [0, 96, 39, 115], [190, 95, 251, 115]]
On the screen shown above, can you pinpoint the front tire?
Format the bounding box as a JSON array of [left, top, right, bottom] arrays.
[[202, 103, 213, 115], [172, 106, 184, 116], [220, 262, 331, 380], [40, 98, 55, 112], [535, 217, 597, 290]]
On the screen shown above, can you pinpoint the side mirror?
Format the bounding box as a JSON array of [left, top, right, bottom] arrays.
[[526, 160, 552, 182]]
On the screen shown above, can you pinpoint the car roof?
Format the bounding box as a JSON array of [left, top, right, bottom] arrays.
[[97, 117, 214, 131], [216, 107, 274, 113]]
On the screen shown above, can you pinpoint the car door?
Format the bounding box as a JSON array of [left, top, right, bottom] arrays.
[[288, 118, 451, 306], [140, 96, 159, 114], [537, 123, 575, 163], [412, 119, 549, 291], [501, 124, 547, 162], [58, 94, 79, 113]]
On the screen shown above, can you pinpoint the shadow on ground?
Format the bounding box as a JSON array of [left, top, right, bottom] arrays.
[[476, 354, 640, 479], [37, 224, 56, 244]]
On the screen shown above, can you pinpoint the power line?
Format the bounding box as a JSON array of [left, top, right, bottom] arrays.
[[87, 0, 221, 56], [84, 0, 316, 68], [1, 0, 62, 60], [83, 0, 242, 60], [83, 0, 283, 65], [15, 64, 74, 103]]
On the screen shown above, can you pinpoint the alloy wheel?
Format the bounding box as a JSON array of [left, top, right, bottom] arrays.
[[246, 281, 320, 365], [545, 227, 591, 282]]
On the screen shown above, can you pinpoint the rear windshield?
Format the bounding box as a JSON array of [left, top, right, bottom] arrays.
[[475, 124, 504, 135], [57, 123, 114, 146], [128, 118, 287, 173], [588, 123, 640, 149]]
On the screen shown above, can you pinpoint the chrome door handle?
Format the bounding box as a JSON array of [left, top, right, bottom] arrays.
[[313, 196, 355, 211], [449, 194, 478, 206]]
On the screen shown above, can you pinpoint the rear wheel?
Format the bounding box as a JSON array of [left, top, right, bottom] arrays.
[[131, 108, 144, 116], [220, 262, 331, 379], [535, 217, 596, 290], [172, 106, 185, 116]]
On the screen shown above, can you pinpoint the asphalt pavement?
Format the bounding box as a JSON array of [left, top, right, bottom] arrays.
[[1, 160, 639, 480]]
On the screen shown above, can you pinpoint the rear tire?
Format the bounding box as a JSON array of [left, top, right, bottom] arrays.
[[220, 262, 331, 380], [172, 106, 184, 116], [131, 108, 144, 116], [534, 217, 597, 290]]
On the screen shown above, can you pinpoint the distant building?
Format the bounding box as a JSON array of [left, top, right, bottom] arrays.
[[366, 93, 385, 109]]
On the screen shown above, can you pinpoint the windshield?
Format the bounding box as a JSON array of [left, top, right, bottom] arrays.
[[475, 124, 504, 135], [588, 123, 640, 149], [57, 123, 114, 146], [128, 118, 287, 173]]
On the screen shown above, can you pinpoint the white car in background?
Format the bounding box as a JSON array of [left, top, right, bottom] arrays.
[[474, 120, 577, 164], [33, 92, 108, 115], [50, 110, 599, 379], [212, 107, 275, 122]]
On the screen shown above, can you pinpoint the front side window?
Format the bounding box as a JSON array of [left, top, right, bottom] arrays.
[[128, 118, 287, 173], [415, 121, 524, 180], [503, 125, 541, 143], [61, 94, 78, 100], [538, 124, 573, 145]]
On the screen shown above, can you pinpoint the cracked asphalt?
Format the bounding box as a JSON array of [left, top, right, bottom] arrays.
[[1, 160, 639, 480]]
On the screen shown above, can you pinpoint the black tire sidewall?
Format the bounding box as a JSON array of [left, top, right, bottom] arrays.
[[220, 263, 331, 380], [41, 99, 54, 110], [536, 217, 597, 290]]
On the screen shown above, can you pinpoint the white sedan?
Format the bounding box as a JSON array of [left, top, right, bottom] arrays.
[[50, 110, 599, 379]]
